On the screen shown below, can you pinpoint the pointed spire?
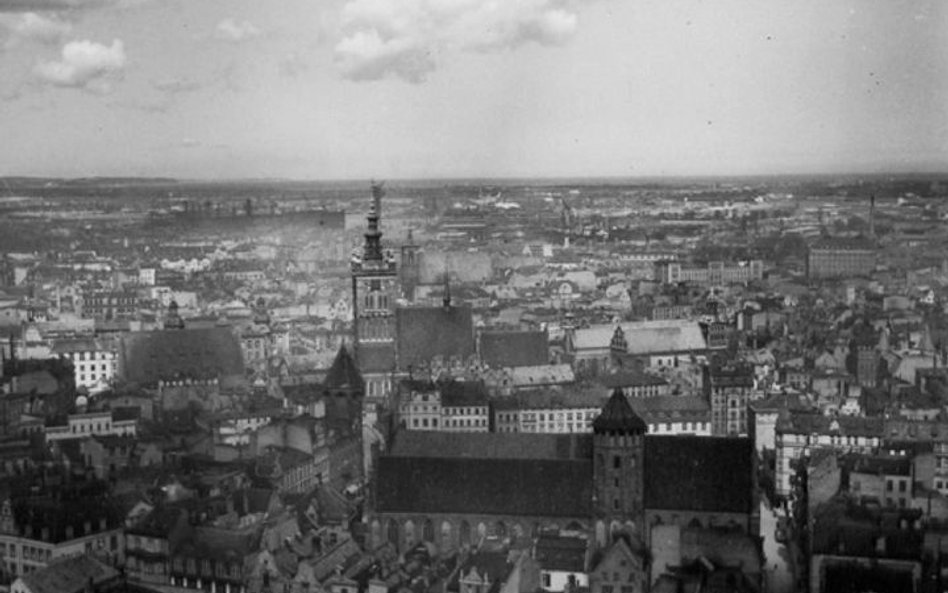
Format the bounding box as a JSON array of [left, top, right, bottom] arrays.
[[324, 345, 365, 393], [363, 181, 385, 262], [164, 300, 185, 330], [594, 388, 647, 433], [443, 275, 452, 308]]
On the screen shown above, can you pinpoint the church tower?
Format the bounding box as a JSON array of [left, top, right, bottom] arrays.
[[398, 229, 421, 302], [351, 182, 398, 401], [593, 388, 647, 545]]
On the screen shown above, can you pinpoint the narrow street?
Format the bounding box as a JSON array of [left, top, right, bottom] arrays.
[[760, 498, 795, 593]]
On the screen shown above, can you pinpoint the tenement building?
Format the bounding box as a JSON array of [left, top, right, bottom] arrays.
[[806, 236, 876, 279]]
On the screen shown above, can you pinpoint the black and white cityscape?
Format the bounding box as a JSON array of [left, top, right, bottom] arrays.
[[1, 2, 946, 593]]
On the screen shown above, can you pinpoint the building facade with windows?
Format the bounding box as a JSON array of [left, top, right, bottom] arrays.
[[705, 363, 757, 437], [52, 338, 117, 392], [774, 413, 883, 496], [806, 236, 876, 279]]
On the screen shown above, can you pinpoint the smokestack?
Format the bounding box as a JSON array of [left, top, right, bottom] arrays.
[[869, 194, 875, 238]]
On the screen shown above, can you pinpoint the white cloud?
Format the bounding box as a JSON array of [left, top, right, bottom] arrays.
[[334, 0, 585, 83], [215, 18, 260, 43], [34, 38, 126, 91], [17, 12, 70, 41], [0, 11, 71, 47]]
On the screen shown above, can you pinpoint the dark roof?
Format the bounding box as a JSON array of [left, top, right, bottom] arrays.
[[644, 436, 754, 514], [112, 406, 141, 422], [851, 455, 912, 477], [479, 330, 549, 368], [323, 346, 364, 393], [602, 370, 668, 388], [18, 555, 119, 593], [440, 380, 489, 407], [375, 456, 592, 518], [462, 551, 514, 584], [823, 563, 914, 593], [389, 431, 593, 460], [534, 535, 588, 572], [179, 526, 260, 562], [396, 305, 474, 370], [128, 506, 187, 538], [120, 328, 245, 384], [593, 389, 647, 433]]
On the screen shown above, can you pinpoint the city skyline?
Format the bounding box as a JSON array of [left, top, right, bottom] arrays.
[[0, 0, 946, 180]]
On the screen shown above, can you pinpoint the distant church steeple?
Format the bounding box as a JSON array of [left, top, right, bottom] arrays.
[[442, 275, 452, 309], [164, 300, 185, 330], [363, 181, 385, 262], [351, 181, 398, 401]]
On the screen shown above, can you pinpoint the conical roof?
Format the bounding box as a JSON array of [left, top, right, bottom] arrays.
[[593, 388, 647, 433], [323, 345, 365, 392]]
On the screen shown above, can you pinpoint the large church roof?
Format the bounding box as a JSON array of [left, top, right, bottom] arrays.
[[119, 328, 244, 385], [376, 456, 592, 518], [644, 436, 754, 514], [378, 432, 593, 518], [396, 304, 474, 370]]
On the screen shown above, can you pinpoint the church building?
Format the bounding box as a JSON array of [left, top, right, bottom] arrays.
[[369, 389, 757, 563], [351, 183, 476, 401]]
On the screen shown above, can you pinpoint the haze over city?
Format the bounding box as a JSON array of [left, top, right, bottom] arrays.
[[1, 0, 946, 180]]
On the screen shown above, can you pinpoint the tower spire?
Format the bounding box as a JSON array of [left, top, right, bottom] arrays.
[[363, 181, 385, 262], [443, 274, 452, 308]]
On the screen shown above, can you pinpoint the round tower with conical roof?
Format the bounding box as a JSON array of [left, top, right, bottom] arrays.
[[593, 387, 647, 544]]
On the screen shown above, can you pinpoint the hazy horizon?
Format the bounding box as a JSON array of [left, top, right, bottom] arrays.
[[1, 0, 946, 180]]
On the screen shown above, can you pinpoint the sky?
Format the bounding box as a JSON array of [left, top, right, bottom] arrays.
[[0, 0, 946, 180]]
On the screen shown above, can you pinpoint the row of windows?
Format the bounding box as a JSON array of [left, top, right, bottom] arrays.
[[521, 422, 592, 433], [72, 422, 111, 434], [445, 418, 487, 428], [444, 407, 487, 416], [362, 292, 391, 311], [651, 422, 707, 432], [77, 363, 111, 372], [71, 352, 113, 361], [885, 479, 908, 493], [521, 410, 598, 422], [0, 543, 50, 562]]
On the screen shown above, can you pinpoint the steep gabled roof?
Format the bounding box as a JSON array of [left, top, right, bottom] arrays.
[[396, 304, 474, 370], [17, 556, 119, 593], [593, 388, 647, 433], [323, 345, 364, 393]]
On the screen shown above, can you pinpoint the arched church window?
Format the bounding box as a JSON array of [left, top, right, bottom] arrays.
[[441, 521, 452, 551], [387, 520, 399, 545], [495, 521, 507, 538]]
